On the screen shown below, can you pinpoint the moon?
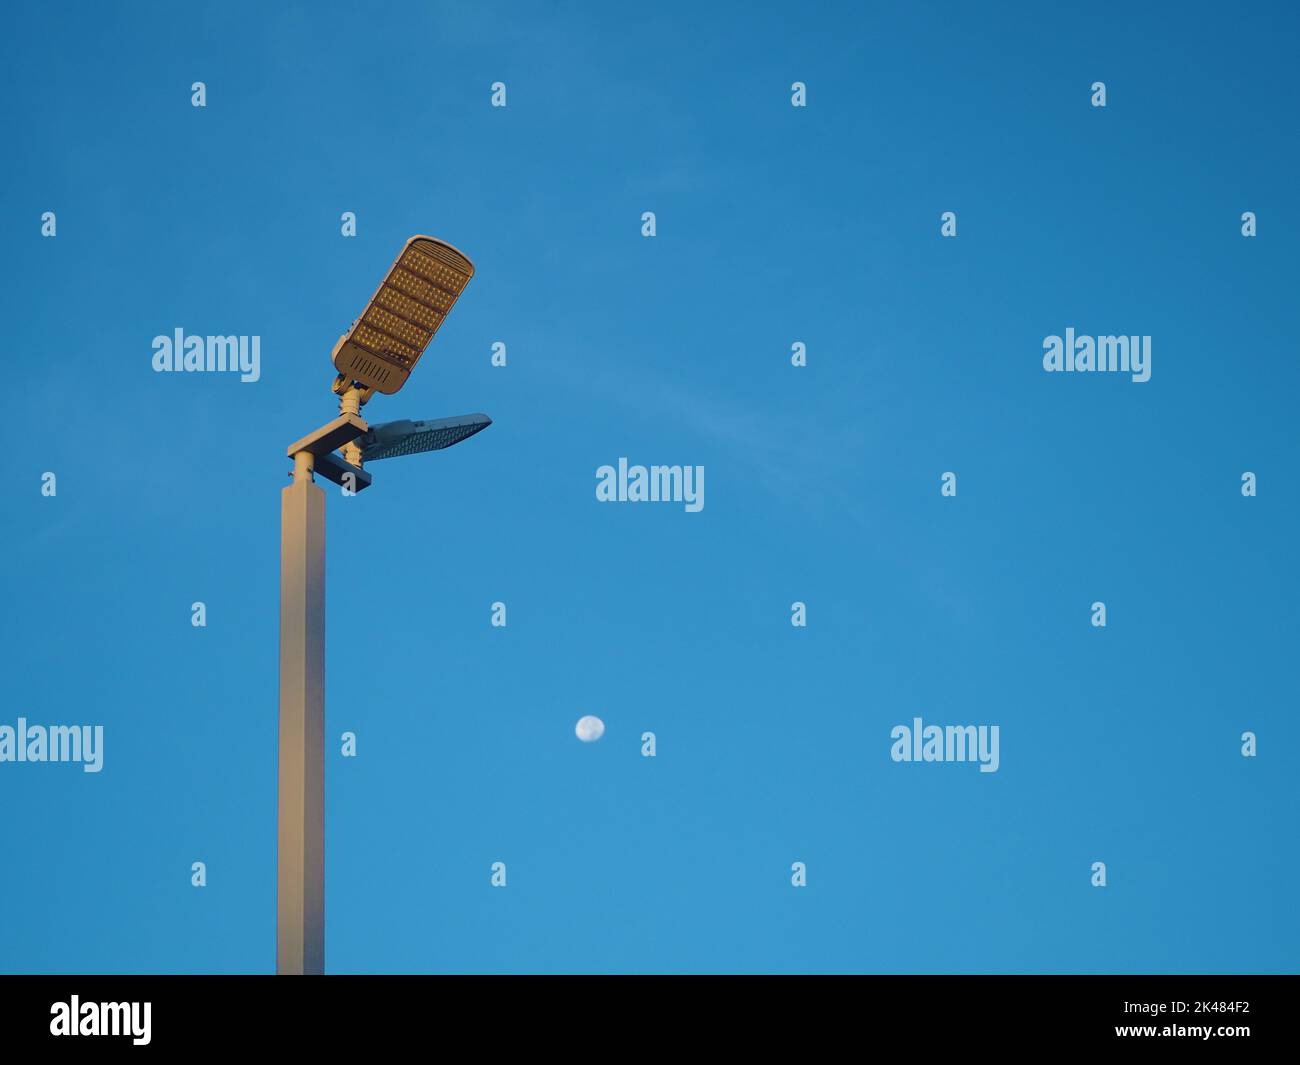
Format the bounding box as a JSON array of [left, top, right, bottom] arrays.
[[575, 715, 605, 742]]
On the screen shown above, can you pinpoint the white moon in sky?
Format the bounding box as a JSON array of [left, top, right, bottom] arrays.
[[575, 715, 605, 742]]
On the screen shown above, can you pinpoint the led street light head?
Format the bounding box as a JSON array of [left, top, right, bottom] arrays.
[[359, 413, 492, 462], [331, 235, 474, 395]]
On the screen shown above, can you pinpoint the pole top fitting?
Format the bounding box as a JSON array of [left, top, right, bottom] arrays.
[[292, 450, 315, 484]]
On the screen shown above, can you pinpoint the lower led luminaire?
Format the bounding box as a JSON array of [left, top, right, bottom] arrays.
[[359, 414, 492, 462]]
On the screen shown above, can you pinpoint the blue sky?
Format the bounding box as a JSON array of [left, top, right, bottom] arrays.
[[1, 0, 1297, 973]]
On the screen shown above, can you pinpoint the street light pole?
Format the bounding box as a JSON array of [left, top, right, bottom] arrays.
[[277, 393, 367, 977], [278, 448, 326, 975]]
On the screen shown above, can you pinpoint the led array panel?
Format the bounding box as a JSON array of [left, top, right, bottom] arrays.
[[331, 235, 474, 394], [360, 414, 492, 462]]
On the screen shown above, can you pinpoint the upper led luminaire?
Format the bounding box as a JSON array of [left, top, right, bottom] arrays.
[[331, 235, 474, 395]]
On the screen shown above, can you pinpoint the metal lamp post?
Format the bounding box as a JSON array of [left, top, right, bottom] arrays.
[[277, 236, 491, 975]]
